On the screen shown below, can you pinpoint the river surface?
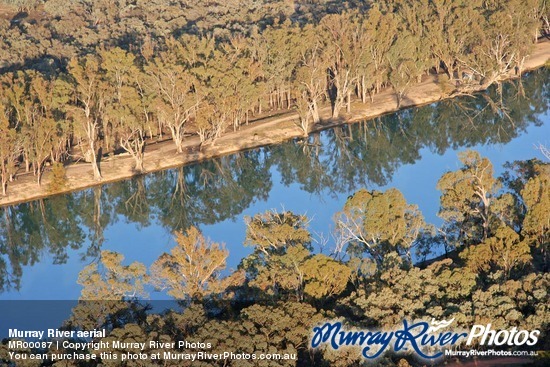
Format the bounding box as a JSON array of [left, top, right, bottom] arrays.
[[0, 69, 549, 300]]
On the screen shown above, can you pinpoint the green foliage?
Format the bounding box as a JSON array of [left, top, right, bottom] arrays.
[[520, 163, 550, 247], [242, 210, 353, 302], [47, 162, 67, 193], [0, 0, 545, 191], [150, 227, 228, 300], [470, 273, 549, 330], [73, 250, 149, 329], [342, 256, 478, 328], [302, 254, 351, 299], [437, 150, 502, 246], [77, 250, 149, 301], [0, 341, 40, 367], [2, 150, 549, 365], [460, 225, 531, 280], [244, 210, 311, 252], [0, 104, 20, 196], [336, 188, 429, 264]]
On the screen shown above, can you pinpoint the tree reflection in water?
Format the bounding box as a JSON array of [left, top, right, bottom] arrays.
[[0, 68, 548, 294]]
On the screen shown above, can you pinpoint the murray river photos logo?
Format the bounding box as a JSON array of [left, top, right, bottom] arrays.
[[310, 318, 540, 360]]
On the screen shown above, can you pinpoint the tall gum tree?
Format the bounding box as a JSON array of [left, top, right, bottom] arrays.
[[242, 210, 312, 300], [461, 0, 539, 85], [100, 48, 148, 173], [252, 22, 301, 111], [150, 227, 228, 301], [68, 55, 104, 181], [293, 24, 328, 134], [425, 0, 482, 80], [0, 105, 20, 196], [364, 6, 397, 95], [72, 250, 149, 329], [145, 38, 200, 154], [334, 188, 429, 265], [520, 163, 549, 269], [386, 31, 419, 108], [26, 72, 71, 185], [321, 11, 366, 118], [437, 150, 502, 248]]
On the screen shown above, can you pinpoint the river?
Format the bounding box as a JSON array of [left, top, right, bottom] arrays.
[[0, 68, 548, 301]]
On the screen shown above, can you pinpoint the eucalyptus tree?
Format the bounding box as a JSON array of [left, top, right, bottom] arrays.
[[335, 188, 429, 265], [242, 209, 352, 302], [209, 36, 263, 132], [363, 6, 397, 96], [460, 225, 531, 281], [320, 11, 367, 118], [73, 250, 149, 329], [425, 0, 482, 80], [0, 105, 19, 195], [461, 0, 539, 85], [79, 253, 135, 291], [144, 38, 201, 153], [68, 55, 104, 181], [172, 35, 222, 142], [2, 73, 30, 171], [520, 163, 549, 269], [390, 0, 434, 82], [242, 210, 312, 300], [293, 24, 327, 133], [1, 72, 66, 185], [100, 48, 149, 172], [193, 302, 324, 367], [386, 31, 419, 108], [301, 254, 351, 300], [250, 22, 301, 112], [437, 150, 502, 247], [341, 257, 478, 328], [469, 272, 550, 331], [150, 227, 228, 301], [21, 95, 55, 185], [496, 0, 541, 74], [26, 72, 71, 184]]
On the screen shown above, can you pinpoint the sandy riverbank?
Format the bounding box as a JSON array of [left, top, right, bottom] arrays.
[[1, 40, 549, 208]]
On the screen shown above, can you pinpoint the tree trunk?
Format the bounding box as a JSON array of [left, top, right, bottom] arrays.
[[332, 91, 345, 118], [25, 153, 30, 172], [361, 75, 367, 103], [444, 59, 454, 81], [89, 140, 102, 181], [175, 139, 184, 154], [170, 125, 184, 153], [1, 170, 6, 195], [135, 155, 144, 173], [312, 100, 320, 124], [287, 90, 291, 109], [36, 163, 43, 186]]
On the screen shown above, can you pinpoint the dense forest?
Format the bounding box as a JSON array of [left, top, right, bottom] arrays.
[[1, 150, 548, 366], [0, 0, 549, 195]]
